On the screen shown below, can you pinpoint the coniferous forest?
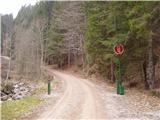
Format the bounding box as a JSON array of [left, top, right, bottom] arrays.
[[2, 1, 159, 89], [1, 1, 160, 120]]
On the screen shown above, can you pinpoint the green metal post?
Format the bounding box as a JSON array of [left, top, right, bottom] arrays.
[[119, 85, 124, 95], [117, 54, 124, 95], [116, 54, 125, 95], [116, 54, 120, 94], [116, 79, 120, 94], [48, 80, 51, 95], [118, 54, 121, 81]]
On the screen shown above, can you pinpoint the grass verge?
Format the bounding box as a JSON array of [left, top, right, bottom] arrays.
[[1, 96, 41, 120]]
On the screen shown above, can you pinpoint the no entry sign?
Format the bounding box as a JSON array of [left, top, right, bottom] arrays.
[[114, 44, 124, 55], [114, 44, 125, 95]]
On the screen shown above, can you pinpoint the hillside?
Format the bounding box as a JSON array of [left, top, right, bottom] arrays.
[[1, 1, 160, 120], [8, 1, 160, 89]]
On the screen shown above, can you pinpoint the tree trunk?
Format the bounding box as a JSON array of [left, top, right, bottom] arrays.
[[142, 60, 149, 89], [39, 29, 44, 78], [80, 34, 85, 71], [146, 35, 155, 89], [5, 39, 12, 81], [68, 40, 71, 68]]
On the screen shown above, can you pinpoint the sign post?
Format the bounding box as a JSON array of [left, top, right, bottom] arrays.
[[114, 44, 124, 95], [48, 80, 51, 95]]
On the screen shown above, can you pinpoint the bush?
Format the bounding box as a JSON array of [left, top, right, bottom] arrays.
[[150, 90, 160, 98]]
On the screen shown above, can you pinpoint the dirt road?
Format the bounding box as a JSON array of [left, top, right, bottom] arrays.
[[34, 68, 160, 120], [38, 70, 106, 119]]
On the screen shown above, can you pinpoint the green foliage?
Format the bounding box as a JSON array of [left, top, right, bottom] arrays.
[[15, 1, 54, 28], [15, 5, 34, 27], [85, 2, 129, 72], [46, 3, 65, 65], [150, 90, 160, 98], [85, 1, 160, 80], [13, 1, 160, 84], [1, 22, 6, 51]]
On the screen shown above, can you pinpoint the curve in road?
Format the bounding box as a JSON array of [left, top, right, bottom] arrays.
[[38, 69, 106, 119]]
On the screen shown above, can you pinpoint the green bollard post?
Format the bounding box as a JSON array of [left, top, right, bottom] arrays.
[[117, 54, 125, 95], [48, 80, 51, 95], [116, 54, 121, 95], [118, 54, 121, 81], [119, 85, 124, 95], [116, 80, 120, 94], [114, 44, 125, 95]]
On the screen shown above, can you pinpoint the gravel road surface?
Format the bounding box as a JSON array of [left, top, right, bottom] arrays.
[[35, 68, 160, 120]]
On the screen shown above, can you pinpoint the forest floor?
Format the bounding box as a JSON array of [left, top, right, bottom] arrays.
[[22, 67, 160, 120]]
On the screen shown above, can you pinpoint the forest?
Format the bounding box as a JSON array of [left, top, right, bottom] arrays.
[[2, 1, 159, 89], [1, 1, 160, 120]]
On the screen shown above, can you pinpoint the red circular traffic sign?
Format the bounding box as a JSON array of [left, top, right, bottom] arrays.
[[114, 44, 124, 55]]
